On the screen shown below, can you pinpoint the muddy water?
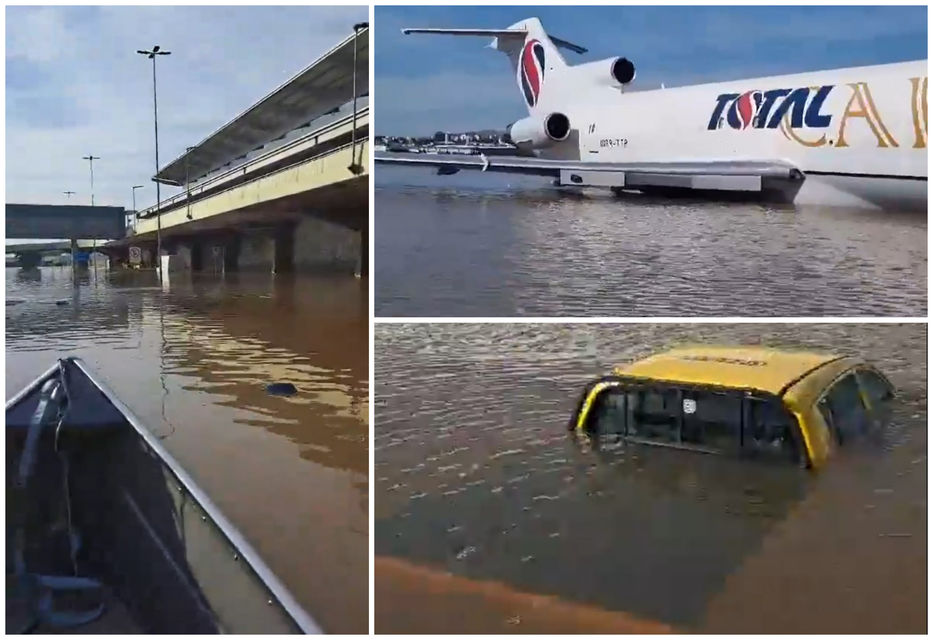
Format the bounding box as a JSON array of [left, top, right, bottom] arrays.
[[6, 267, 368, 633], [374, 323, 926, 633], [374, 167, 927, 317]]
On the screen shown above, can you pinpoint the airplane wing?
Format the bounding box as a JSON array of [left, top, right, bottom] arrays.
[[375, 152, 806, 193]]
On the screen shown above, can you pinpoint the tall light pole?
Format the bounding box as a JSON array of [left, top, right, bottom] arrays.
[[131, 185, 144, 235], [131, 184, 144, 214], [348, 22, 367, 175], [81, 155, 100, 205], [137, 44, 171, 279], [185, 145, 195, 220]]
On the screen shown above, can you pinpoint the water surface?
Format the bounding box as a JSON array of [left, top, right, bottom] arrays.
[[374, 323, 926, 633], [6, 266, 368, 633], [375, 168, 927, 317]]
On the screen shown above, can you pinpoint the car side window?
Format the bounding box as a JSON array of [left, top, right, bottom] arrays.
[[681, 390, 741, 451], [744, 397, 801, 463], [589, 388, 627, 437], [820, 373, 871, 444], [628, 388, 679, 442], [857, 368, 894, 409]]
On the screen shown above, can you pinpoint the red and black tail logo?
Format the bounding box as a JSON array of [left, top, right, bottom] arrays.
[[519, 39, 546, 108]]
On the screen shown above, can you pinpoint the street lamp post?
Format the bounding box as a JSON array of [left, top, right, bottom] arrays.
[[131, 184, 144, 214], [137, 45, 171, 280], [81, 155, 100, 205], [131, 184, 144, 236], [348, 22, 367, 175], [185, 146, 195, 220], [78, 155, 100, 275]]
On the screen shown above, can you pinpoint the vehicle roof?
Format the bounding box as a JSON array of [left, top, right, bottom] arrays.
[[613, 345, 846, 396]]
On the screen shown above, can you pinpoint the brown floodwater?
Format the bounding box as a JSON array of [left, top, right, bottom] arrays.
[[6, 266, 368, 633], [374, 323, 927, 633], [375, 167, 927, 317]]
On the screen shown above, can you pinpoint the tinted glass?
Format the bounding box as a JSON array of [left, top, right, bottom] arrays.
[[585, 384, 802, 464], [628, 388, 679, 442], [682, 390, 741, 451], [589, 387, 627, 436], [744, 397, 801, 463], [858, 368, 894, 408], [821, 373, 871, 444]]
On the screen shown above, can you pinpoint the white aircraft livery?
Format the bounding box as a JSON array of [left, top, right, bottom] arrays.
[[376, 17, 928, 211]]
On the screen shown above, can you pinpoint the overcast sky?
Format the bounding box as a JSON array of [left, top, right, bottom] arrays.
[[6, 5, 367, 211], [375, 5, 927, 136]]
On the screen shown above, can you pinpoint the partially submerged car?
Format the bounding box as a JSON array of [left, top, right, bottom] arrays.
[[571, 346, 894, 469]]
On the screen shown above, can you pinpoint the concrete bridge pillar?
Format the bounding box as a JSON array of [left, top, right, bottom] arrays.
[[274, 226, 295, 274], [357, 225, 368, 278], [199, 240, 227, 274], [292, 215, 361, 274], [163, 241, 192, 273], [238, 233, 276, 273]]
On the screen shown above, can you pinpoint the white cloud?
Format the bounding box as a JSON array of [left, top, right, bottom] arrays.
[[6, 6, 367, 210]]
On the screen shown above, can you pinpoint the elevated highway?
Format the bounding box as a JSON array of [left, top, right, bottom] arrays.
[[113, 25, 369, 276], [6, 204, 125, 240]]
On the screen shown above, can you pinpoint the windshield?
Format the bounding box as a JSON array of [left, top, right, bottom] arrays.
[[583, 382, 803, 464]]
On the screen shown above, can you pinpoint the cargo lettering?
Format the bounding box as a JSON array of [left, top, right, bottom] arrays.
[[709, 77, 928, 149], [836, 82, 898, 148], [909, 76, 928, 148], [707, 85, 833, 131]]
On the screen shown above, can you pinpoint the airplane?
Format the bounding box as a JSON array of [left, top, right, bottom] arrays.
[[375, 17, 928, 211]]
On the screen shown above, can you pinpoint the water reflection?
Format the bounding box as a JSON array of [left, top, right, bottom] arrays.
[[375, 168, 927, 317], [6, 267, 368, 633], [375, 323, 926, 633]]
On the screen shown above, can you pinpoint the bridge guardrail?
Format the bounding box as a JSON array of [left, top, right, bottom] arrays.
[[133, 136, 368, 236], [139, 108, 368, 218]]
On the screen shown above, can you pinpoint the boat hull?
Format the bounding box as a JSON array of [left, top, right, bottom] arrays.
[[6, 359, 319, 634]]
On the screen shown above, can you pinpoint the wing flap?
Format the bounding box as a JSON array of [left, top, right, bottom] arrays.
[[375, 152, 805, 192]]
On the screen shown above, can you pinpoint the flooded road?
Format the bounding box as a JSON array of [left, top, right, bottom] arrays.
[[6, 266, 368, 633], [374, 323, 926, 633], [375, 168, 927, 317]]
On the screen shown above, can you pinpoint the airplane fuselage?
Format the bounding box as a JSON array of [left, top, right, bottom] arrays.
[[541, 60, 927, 209]]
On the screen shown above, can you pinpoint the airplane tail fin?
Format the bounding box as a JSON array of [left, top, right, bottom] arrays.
[[402, 17, 586, 116]]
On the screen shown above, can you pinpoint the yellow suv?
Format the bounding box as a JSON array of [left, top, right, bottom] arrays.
[[571, 346, 894, 469]]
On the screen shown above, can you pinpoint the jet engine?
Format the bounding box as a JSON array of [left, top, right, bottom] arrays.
[[505, 112, 571, 150], [573, 56, 637, 88], [609, 57, 636, 85]]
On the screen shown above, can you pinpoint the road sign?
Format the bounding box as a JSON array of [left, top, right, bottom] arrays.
[[129, 246, 142, 265]]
